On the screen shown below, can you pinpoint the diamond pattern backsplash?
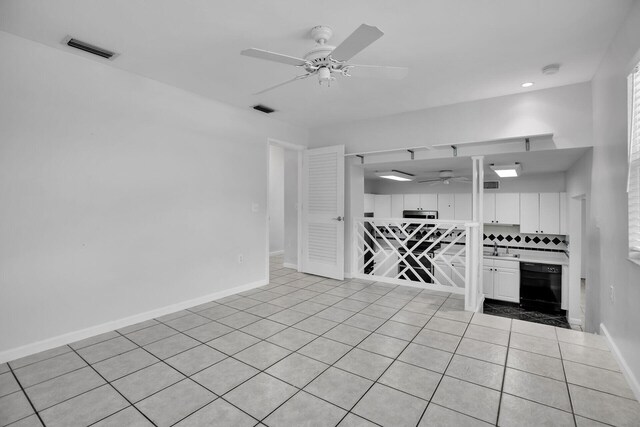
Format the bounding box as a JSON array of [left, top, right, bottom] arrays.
[[482, 225, 567, 252]]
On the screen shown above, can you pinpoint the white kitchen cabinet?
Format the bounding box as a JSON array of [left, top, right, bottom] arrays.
[[374, 195, 391, 218], [520, 192, 560, 234], [454, 193, 472, 221], [403, 193, 437, 211], [364, 193, 375, 213], [420, 194, 438, 211], [391, 194, 404, 218], [520, 193, 539, 233], [403, 194, 421, 210], [494, 267, 520, 303], [483, 263, 495, 298], [484, 258, 519, 302], [559, 192, 568, 235], [438, 193, 455, 220], [484, 193, 496, 223], [496, 193, 520, 224], [484, 193, 520, 224], [539, 193, 560, 234]]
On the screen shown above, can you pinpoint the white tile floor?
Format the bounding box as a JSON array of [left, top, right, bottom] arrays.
[[0, 255, 638, 426]]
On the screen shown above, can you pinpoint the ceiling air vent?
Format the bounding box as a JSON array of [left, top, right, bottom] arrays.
[[484, 181, 500, 189], [253, 104, 276, 114], [64, 37, 117, 60]]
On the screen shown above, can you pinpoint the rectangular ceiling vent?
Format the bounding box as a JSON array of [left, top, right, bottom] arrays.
[[64, 37, 117, 60], [484, 181, 500, 189], [253, 104, 276, 114]]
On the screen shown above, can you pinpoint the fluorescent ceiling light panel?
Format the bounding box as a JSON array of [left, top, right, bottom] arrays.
[[375, 170, 414, 181], [490, 163, 521, 178]]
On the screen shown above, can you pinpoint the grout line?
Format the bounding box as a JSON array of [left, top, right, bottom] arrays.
[[6, 365, 46, 427]]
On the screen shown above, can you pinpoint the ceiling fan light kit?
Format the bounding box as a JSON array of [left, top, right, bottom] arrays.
[[240, 24, 408, 94]]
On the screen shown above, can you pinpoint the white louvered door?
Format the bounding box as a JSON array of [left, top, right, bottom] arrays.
[[301, 145, 345, 280]]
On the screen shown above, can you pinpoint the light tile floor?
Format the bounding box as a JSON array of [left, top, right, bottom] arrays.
[[1, 255, 638, 427]]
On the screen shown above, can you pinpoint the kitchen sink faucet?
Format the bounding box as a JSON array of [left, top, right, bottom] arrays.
[[493, 241, 499, 256]]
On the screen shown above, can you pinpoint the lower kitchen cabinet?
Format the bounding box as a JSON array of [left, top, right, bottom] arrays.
[[483, 258, 520, 302], [433, 256, 466, 288]]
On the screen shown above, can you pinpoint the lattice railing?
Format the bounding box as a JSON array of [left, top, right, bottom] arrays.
[[352, 218, 480, 294]]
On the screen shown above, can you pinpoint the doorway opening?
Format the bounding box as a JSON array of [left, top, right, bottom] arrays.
[[267, 139, 303, 278]]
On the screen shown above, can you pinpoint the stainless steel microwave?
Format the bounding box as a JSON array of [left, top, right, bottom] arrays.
[[403, 210, 438, 220]]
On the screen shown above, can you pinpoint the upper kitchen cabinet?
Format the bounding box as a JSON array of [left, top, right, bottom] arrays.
[[438, 193, 455, 219], [364, 193, 375, 213], [391, 194, 404, 218], [520, 192, 561, 234], [484, 193, 520, 224], [403, 194, 421, 210], [403, 193, 437, 211], [374, 194, 391, 218], [454, 193, 472, 220], [420, 194, 438, 211]]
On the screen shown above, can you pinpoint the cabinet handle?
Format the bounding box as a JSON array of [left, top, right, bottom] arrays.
[[541, 230, 544, 233]]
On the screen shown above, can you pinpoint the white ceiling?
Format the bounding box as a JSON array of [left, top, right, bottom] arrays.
[[0, 1, 633, 127], [363, 147, 591, 180]]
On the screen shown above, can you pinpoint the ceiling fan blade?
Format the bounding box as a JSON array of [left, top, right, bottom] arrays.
[[347, 65, 408, 80], [451, 177, 470, 182], [253, 74, 311, 95], [241, 48, 308, 67], [330, 24, 384, 62], [418, 179, 441, 183]]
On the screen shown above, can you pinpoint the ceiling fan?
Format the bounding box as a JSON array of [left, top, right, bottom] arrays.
[[418, 170, 471, 185], [240, 24, 408, 94]]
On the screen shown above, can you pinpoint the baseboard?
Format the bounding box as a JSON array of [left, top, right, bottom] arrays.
[[283, 262, 297, 270], [269, 250, 284, 256], [344, 271, 353, 279], [600, 323, 640, 402], [0, 278, 268, 364]]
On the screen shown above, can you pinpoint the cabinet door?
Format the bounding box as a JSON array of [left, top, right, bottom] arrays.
[[374, 195, 391, 218], [451, 262, 466, 288], [391, 194, 404, 218], [434, 261, 451, 287], [519, 193, 539, 233], [454, 193, 472, 221], [403, 194, 421, 210], [496, 193, 520, 225], [420, 194, 438, 211], [438, 193, 455, 220], [494, 268, 520, 303], [559, 192, 567, 235], [483, 266, 494, 298], [483, 193, 496, 223], [364, 193, 375, 213], [539, 193, 560, 234]]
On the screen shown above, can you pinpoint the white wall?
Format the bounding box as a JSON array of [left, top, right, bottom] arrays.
[[0, 32, 307, 356], [310, 82, 593, 153], [588, 0, 640, 393], [269, 145, 285, 254], [283, 149, 299, 266], [367, 172, 566, 194]]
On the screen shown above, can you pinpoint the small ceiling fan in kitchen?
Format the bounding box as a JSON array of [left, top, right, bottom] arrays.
[[418, 170, 471, 185], [240, 24, 408, 94]]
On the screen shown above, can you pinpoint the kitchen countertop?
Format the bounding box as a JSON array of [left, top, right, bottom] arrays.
[[435, 245, 569, 266]]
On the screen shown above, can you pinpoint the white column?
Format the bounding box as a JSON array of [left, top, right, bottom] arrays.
[[466, 156, 484, 312]]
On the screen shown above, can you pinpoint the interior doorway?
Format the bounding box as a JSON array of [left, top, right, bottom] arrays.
[[266, 138, 303, 277]]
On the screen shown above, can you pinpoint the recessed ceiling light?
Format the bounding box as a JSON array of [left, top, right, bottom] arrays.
[[375, 170, 414, 181], [490, 163, 522, 178], [521, 82, 534, 88]]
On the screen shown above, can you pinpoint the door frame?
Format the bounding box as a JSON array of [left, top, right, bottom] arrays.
[[568, 193, 587, 328], [266, 138, 305, 279]]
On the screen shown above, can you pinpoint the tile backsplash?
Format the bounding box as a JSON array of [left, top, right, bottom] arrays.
[[482, 225, 567, 252]]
